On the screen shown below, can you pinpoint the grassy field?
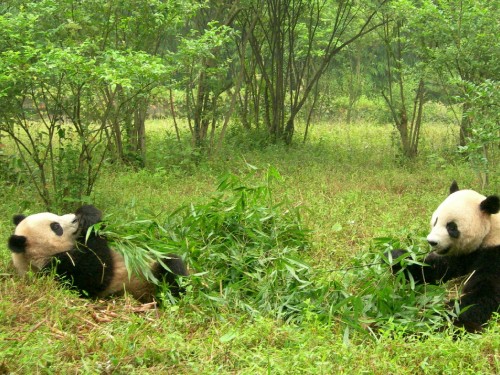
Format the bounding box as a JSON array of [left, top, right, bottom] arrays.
[[0, 120, 499, 374]]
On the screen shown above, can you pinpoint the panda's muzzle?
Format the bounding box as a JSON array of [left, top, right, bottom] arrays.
[[427, 240, 438, 247], [427, 238, 450, 255], [68, 216, 80, 236]]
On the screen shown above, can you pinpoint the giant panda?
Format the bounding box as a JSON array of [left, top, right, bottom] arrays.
[[8, 205, 188, 303], [390, 181, 500, 333]]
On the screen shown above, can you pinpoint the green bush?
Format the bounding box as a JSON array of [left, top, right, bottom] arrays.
[[102, 166, 456, 336], [171, 167, 314, 317], [104, 166, 322, 320]]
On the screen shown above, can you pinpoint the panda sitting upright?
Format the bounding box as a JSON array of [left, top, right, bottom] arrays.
[[8, 205, 188, 302], [390, 181, 500, 332]]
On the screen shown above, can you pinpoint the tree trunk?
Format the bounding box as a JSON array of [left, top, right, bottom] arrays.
[[459, 101, 472, 146], [169, 89, 181, 142], [133, 104, 147, 164]]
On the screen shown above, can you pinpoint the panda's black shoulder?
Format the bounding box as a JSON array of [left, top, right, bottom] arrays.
[[472, 245, 500, 274], [475, 245, 500, 259]]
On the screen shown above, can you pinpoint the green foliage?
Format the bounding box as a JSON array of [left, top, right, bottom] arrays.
[[458, 80, 500, 187], [78, 212, 174, 290], [411, 0, 500, 84], [172, 166, 317, 319], [0, 2, 176, 209], [0, 153, 24, 185], [355, 237, 455, 335], [105, 166, 320, 319], [101, 165, 456, 335]]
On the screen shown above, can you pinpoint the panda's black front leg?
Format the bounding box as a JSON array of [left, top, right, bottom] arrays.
[[389, 250, 470, 284], [44, 240, 114, 298], [453, 271, 499, 333]]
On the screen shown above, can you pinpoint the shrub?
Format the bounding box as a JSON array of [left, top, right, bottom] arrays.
[[102, 166, 456, 336], [104, 166, 323, 320]]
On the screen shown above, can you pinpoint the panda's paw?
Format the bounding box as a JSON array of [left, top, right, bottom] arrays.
[[75, 205, 102, 233], [423, 251, 442, 262], [454, 319, 484, 334], [384, 249, 409, 274]]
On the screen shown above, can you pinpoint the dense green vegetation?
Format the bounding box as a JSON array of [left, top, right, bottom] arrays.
[[1, 0, 499, 209], [1, 0, 499, 373], [1, 120, 499, 373]]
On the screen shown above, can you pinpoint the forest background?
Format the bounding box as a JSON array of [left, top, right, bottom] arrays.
[[0, 0, 499, 373]]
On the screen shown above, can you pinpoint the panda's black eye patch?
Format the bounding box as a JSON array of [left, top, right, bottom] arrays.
[[50, 222, 63, 236], [446, 221, 460, 239]]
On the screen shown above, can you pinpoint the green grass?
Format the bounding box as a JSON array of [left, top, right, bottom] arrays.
[[1, 120, 499, 374]]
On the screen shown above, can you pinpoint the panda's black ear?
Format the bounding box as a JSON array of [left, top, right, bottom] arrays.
[[480, 195, 500, 215], [8, 235, 27, 253], [449, 181, 459, 194], [75, 205, 102, 234], [13, 214, 26, 226]]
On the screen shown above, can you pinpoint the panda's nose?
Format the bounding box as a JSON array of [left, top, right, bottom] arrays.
[[427, 240, 438, 247]]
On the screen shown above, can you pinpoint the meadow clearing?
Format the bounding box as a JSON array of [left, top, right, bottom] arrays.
[[0, 120, 498, 374]]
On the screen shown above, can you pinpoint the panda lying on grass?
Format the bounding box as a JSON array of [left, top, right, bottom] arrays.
[[8, 205, 187, 302], [389, 182, 500, 333]]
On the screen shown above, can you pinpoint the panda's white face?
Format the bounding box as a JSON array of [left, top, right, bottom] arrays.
[[10, 212, 79, 274], [427, 190, 494, 256]]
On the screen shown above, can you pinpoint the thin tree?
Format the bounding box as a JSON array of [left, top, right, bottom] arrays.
[[246, 0, 389, 144]]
